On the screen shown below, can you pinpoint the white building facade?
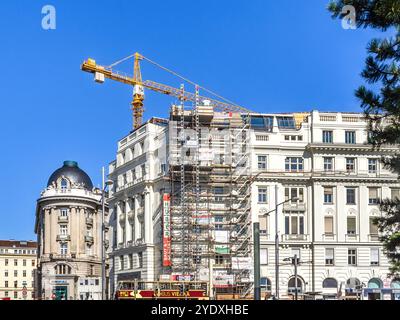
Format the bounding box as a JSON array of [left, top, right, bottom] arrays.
[[108, 110, 400, 300]]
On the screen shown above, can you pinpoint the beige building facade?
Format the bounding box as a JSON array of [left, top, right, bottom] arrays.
[[35, 161, 109, 300], [0, 240, 37, 300]]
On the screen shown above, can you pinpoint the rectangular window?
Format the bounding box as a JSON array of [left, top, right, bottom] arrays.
[[60, 243, 68, 255], [14, 292, 18, 299], [14, 281, 18, 288], [215, 255, 224, 265], [391, 188, 400, 201], [368, 187, 379, 204], [14, 270, 17, 277], [368, 159, 377, 173], [325, 248, 334, 265], [323, 157, 334, 172], [120, 256, 124, 270], [346, 158, 355, 172], [214, 187, 224, 202], [5, 270, 8, 277], [129, 254, 133, 269], [5, 259, 8, 266], [5, 281, 8, 288], [370, 248, 380, 266], [348, 249, 357, 266], [32, 260, 35, 267], [60, 225, 68, 235], [324, 187, 333, 204], [285, 157, 304, 172], [260, 249, 268, 265], [277, 117, 296, 129], [284, 213, 304, 235], [324, 216, 334, 235], [23, 260, 26, 267], [284, 135, 290, 141], [23, 270, 26, 277], [322, 130, 333, 143], [285, 187, 304, 203], [259, 216, 268, 235], [345, 131, 356, 144], [346, 188, 356, 204], [347, 217, 356, 235], [257, 155, 267, 170], [138, 252, 143, 268], [14, 259, 17, 266], [60, 208, 69, 217], [258, 188, 267, 203], [369, 217, 379, 235]]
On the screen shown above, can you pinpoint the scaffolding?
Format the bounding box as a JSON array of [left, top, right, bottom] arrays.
[[168, 101, 253, 298]]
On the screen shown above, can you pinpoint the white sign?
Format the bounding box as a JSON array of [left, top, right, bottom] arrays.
[[231, 257, 252, 270]]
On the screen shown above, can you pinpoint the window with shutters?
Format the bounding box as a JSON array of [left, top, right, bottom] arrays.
[[347, 217, 356, 235], [369, 217, 379, 235], [370, 248, 379, 266], [259, 216, 268, 235], [325, 248, 334, 265], [260, 249, 268, 265], [324, 216, 334, 235], [368, 187, 379, 204], [392, 188, 400, 201]]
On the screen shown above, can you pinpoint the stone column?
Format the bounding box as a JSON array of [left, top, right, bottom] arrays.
[[44, 208, 51, 255], [70, 207, 77, 254], [50, 207, 56, 254], [144, 187, 152, 244]]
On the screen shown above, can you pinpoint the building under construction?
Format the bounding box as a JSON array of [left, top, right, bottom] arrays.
[[84, 53, 399, 300]]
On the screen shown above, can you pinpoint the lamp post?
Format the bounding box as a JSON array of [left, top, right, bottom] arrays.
[[101, 167, 113, 300], [261, 190, 299, 300]]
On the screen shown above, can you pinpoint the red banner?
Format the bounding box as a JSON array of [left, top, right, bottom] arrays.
[[162, 193, 172, 266]]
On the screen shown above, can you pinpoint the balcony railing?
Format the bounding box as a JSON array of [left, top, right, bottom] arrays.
[[84, 235, 94, 243], [56, 235, 71, 241], [282, 234, 308, 241], [283, 202, 306, 211], [58, 216, 69, 223]]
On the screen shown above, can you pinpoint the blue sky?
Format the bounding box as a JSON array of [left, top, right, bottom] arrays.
[[0, 0, 382, 240]]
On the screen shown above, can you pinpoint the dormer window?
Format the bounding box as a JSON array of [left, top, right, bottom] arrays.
[[61, 178, 68, 190]]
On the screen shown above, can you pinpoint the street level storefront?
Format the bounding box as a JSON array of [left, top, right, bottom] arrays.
[[362, 278, 400, 300]]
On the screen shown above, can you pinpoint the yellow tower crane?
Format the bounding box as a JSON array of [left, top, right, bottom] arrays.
[[81, 52, 250, 129]]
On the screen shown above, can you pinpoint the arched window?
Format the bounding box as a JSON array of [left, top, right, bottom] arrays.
[[60, 178, 68, 190], [288, 277, 303, 294], [346, 278, 361, 289], [260, 277, 272, 292], [368, 278, 383, 289], [391, 279, 400, 289], [55, 264, 71, 275], [322, 278, 338, 289]]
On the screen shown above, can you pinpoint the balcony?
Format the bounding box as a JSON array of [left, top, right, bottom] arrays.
[[56, 235, 70, 241], [84, 235, 94, 244], [58, 216, 69, 223], [282, 234, 308, 241], [283, 202, 306, 211], [85, 217, 93, 226]]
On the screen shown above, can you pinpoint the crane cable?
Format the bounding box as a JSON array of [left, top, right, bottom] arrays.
[[107, 52, 247, 110]]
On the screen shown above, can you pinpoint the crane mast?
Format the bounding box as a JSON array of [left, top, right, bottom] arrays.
[[81, 52, 249, 129]]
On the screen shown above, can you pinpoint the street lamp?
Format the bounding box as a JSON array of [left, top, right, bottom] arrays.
[[261, 192, 299, 300], [101, 166, 113, 300], [284, 254, 300, 300]]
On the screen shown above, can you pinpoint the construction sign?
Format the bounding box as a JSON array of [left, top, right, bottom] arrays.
[[162, 193, 172, 266]]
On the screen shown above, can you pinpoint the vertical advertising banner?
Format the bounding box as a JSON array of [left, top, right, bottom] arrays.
[[162, 193, 172, 267]]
